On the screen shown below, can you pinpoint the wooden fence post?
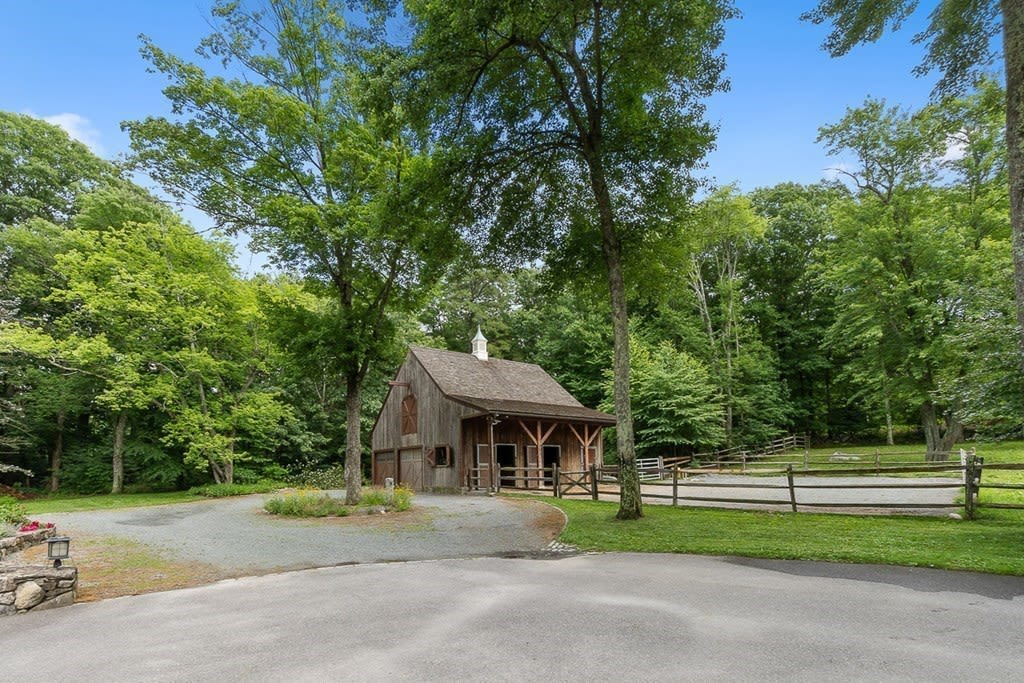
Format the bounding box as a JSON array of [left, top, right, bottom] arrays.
[[672, 466, 678, 507], [964, 455, 975, 520], [786, 464, 798, 513], [590, 464, 598, 501], [553, 463, 560, 498]]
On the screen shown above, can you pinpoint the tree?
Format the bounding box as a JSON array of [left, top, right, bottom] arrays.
[[603, 335, 724, 458], [745, 183, 843, 438], [802, 0, 1024, 362], [0, 111, 117, 226], [124, 0, 456, 503], [407, 0, 736, 519], [815, 91, 1010, 456]]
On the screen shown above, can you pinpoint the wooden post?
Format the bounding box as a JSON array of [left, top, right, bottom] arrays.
[[553, 462, 560, 498], [590, 464, 598, 501], [672, 466, 678, 507], [964, 455, 975, 520], [488, 416, 496, 492], [786, 464, 797, 513]]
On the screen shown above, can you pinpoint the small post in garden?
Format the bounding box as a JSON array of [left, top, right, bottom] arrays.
[[590, 463, 599, 501], [552, 462, 560, 497], [786, 464, 798, 513]]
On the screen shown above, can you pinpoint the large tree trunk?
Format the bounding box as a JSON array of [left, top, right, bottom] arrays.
[[1003, 0, 1024, 363], [920, 401, 960, 462], [344, 373, 363, 505], [920, 401, 940, 461], [587, 159, 641, 520], [50, 409, 64, 492], [111, 410, 128, 494]]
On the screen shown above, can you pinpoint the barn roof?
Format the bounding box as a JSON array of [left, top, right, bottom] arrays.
[[409, 346, 615, 425]]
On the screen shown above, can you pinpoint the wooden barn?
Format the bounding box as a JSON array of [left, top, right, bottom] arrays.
[[370, 330, 615, 491]]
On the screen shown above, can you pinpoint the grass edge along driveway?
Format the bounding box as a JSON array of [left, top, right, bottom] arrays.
[[537, 497, 1024, 576]]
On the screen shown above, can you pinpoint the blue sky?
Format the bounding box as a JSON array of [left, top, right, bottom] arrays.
[[1, 1, 942, 266]]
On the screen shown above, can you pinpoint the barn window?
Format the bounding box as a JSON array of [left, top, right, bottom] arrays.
[[427, 445, 451, 468], [401, 394, 417, 435]]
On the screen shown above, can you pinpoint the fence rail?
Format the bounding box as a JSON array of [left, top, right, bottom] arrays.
[[466, 449, 1024, 519]]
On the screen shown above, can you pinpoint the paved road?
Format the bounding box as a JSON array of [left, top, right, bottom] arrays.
[[44, 493, 559, 571], [2, 553, 1022, 681]]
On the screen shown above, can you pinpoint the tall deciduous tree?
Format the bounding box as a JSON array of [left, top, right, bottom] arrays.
[[0, 111, 117, 226], [802, 0, 1024, 362], [124, 0, 455, 503], [407, 0, 735, 519]]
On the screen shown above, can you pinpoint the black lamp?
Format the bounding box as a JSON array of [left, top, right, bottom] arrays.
[[46, 536, 70, 568]]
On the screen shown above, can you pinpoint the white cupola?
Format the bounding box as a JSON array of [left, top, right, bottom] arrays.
[[471, 325, 488, 361]]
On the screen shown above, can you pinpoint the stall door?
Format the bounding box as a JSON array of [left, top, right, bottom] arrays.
[[400, 447, 423, 491], [373, 451, 396, 487]]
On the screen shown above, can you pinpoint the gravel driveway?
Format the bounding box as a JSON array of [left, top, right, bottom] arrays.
[[47, 493, 563, 573]]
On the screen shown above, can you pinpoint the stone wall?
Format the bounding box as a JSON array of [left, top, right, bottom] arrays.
[[0, 526, 55, 560], [0, 565, 77, 615], [1, 526, 77, 616]]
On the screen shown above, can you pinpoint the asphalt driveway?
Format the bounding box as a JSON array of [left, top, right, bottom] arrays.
[[45, 492, 563, 572], [3, 553, 1022, 681]]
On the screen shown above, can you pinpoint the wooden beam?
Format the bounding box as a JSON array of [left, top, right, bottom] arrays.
[[567, 424, 586, 446], [518, 419, 539, 446], [538, 421, 558, 446]]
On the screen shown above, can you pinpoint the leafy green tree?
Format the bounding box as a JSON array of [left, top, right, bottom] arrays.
[[686, 188, 787, 446], [803, 0, 1024, 363], [124, 0, 456, 503], [815, 92, 1012, 456], [0, 111, 117, 226], [602, 335, 724, 458], [407, 0, 735, 518], [745, 183, 845, 438]]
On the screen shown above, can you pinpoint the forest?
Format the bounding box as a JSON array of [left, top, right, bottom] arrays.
[[0, 1, 1019, 498]]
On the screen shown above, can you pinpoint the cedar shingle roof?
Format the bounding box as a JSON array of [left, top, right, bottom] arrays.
[[409, 346, 615, 425]]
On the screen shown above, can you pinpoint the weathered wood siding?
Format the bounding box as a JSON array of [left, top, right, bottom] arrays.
[[371, 351, 475, 490], [461, 417, 604, 488]]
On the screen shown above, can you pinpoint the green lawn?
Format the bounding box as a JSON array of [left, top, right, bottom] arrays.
[[542, 497, 1024, 575], [533, 440, 1024, 576], [22, 491, 197, 515]]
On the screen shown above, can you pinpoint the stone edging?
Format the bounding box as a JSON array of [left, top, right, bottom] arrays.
[[0, 526, 56, 560], [0, 565, 78, 615]]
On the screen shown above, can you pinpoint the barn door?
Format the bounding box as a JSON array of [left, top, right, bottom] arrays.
[[399, 447, 423, 491]]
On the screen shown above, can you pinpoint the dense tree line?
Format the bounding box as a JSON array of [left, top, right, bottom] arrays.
[[1, 1, 1019, 498]]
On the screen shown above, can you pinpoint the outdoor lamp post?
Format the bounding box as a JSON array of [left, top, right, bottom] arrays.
[[46, 536, 70, 568]]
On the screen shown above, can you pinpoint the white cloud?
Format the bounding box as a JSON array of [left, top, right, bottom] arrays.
[[940, 132, 968, 163], [39, 112, 104, 155]]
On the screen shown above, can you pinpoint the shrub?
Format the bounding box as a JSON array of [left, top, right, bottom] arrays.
[[356, 485, 414, 512], [290, 462, 347, 490], [0, 495, 27, 526], [189, 481, 283, 498], [263, 490, 350, 517]]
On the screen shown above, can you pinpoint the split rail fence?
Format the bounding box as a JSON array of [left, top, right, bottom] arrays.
[[469, 449, 1024, 519]]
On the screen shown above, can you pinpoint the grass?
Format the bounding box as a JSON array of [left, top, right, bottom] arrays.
[[18, 535, 236, 602], [263, 485, 415, 517], [541, 496, 1024, 575], [264, 490, 351, 517], [22, 491, 196, 515]]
